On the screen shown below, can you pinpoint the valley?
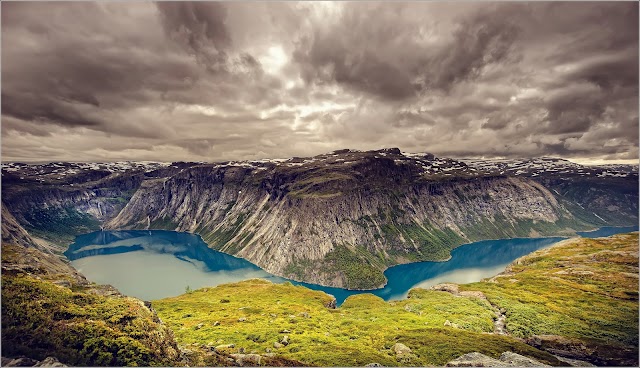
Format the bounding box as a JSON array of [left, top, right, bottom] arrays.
[[1, 149, 638, 366], [2, 149, 638, 289]]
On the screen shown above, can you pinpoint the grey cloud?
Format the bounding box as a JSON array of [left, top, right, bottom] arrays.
[[1, 2, 637, 164], [426, 7, 520, 92], [156, 1, 231, 70], [294, 3, 521, 100]]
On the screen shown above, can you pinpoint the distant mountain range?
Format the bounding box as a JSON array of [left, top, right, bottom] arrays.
[[2, 148, 638, 289]]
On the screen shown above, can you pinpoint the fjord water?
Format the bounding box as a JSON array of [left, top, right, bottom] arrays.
[[67, 226, 638, 305]]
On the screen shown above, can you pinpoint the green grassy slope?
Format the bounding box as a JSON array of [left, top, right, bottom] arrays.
[[154, 233, 638, 367], [460, 232, 639, 364], [154, 281, 560, 366]]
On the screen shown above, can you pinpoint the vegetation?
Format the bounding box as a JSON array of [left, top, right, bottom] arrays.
[[154, 233, 638, 367], [1, 274, 182, 366], [460, 232, 639, 347], [321, 245, 387, 289], [23, 205, 101, 244], [154, 280, 561, 366], [148, 215, 180, 230]]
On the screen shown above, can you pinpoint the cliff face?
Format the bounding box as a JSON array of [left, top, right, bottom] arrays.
[[107, 151, 588, 289], [4, 149, 638, 289]]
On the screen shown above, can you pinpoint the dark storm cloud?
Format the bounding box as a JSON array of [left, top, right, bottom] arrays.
[[293, 3, 521, 100], [156, 2, 231, 69], [1, 2, 638, 164]]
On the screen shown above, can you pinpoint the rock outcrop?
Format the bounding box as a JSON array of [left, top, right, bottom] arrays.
[[445, 351, 549, 367], [3, 149, 638, 289], [105, 150, 595, 289]]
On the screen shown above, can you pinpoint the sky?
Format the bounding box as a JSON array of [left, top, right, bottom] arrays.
[[1, 2, 638, 164]]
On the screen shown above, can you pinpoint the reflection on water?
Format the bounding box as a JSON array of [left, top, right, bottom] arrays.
[[67, 226, 637, 305], [67, 231, 286, 300]]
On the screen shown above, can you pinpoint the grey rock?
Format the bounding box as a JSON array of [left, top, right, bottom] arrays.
[[365, 363, 382, 367], [445, 352, 504, 367], [34, 357, 67, 367], [392, 343, 411, 356], [214, 344, 235, 352], [238, 317, 247, 322], [273, 342, 283, 349], [446, 352, 549, 367], [554, 356, 596, 367], [230, 353, 262, 366], [499, 352, 549, 367], [281, 335, 289, 346], [194, 323, 204, 330], [52, 280, 71, 288], [4, 357, 39, 367]]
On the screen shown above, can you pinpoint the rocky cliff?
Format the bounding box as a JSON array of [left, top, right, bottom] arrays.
[[3, 149, 638, 289], [105, 149, 636, 289]]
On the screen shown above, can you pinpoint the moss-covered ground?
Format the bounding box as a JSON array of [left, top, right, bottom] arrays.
[[1, 273, 183, 366], [460, 232, 639, 348], [154, 233, 638, 366], [154, 281, 560, 366]]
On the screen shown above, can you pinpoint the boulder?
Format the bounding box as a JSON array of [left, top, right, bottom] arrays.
[[34, 357, 67, 367], [194, 323, 204, 330], [446, 352, 549, 367], [499, 352, 549, 367], [238, 317, 247, 322], [445, 352, 503, 367], [430, 283, 459, 294], [52, 280, 72, 288], [281, 335, 289, 346], [273, 342, 283, 349], [4, 357, 39, 366], [214, 344, 235, 352], [365, 363, 382, 367], [230, 354, 262, 366], [392, 343, 411, 356]]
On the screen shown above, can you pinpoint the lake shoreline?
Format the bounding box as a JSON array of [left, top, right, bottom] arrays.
[[67, 225, 637, 305]]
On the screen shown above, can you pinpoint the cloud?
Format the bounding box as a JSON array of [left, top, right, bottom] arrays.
[[1, 2, 637, 164], [156, 2, 231, 69], [293, 3, 522, 100]]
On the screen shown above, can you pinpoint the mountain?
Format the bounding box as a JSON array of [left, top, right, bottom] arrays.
[[2, 149, 638, 289]]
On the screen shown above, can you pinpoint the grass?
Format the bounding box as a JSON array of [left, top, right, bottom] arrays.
[[154, 233, 639, 367], [460, 232, 639, 347], [154, 280, 561, 366]]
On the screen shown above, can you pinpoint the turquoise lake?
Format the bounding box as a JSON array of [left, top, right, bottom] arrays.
[[66, 225, 638, 305]]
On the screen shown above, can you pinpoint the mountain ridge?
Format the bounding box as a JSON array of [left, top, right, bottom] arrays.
[[2, 148, 638, 289]]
